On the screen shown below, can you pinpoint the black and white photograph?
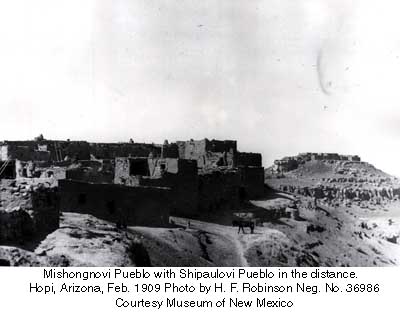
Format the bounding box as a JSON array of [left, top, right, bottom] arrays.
[[1, 0, 400, 267]]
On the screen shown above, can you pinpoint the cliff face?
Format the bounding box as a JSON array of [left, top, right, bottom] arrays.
[[266, 155, 400, 206], [263, 154, 400, 266]]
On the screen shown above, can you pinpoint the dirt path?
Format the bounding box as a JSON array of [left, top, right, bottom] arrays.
[[226, 229, 249, 266], [171, 217, 249, 266]]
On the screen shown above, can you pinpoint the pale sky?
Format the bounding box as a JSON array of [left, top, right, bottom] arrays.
[[1, 1, 400, 175]]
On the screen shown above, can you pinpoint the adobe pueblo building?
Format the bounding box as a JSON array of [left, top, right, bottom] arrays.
[[273, 153, 361, 173], [0, 136, 265, 244]]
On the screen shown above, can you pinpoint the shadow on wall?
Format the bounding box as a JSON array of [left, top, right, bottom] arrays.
[[58, 180, 171, 228]]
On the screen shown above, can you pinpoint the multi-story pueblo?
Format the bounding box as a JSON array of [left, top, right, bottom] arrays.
[[1, 135, 400, 266]]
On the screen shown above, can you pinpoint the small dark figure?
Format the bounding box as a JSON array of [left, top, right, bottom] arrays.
[[122, 220, 127, 229], [249, 221, 255, 234], [116, 220, 122, 229], [238, 221, 245, 234], [116, 219, 127, 229]]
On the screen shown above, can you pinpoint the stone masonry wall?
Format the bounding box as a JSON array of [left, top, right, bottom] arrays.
[[237, 152, 262, 167], [0, 184, 59, 244], [59, 180, 170, 226]]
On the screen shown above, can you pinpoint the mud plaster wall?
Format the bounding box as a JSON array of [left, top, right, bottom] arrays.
[[114, 158, 132, 184], [161, 143, 179, 158], [15, 160, 67, 180], [29, 188, 60, 233], [139, 175, 198, 217], [56, 141, 91, 160], [6, 146, 37, 161], [176, 139, 237, 169], [204, 151, 235, 168], [66, 167, 114, 184], [114, 156, 264, 216], [0, 187, 59, 243], [178, 139, 237, 154], [237, 152, 262, 167], [8, 141, 89, 161], [89, 143, 161, 159], [1, 141, 168, 162], [28, 141, 90, 161], [140, 159, 199, 216], [176, 141, 186, 159], [1, 141, 90, 162], [0, 146, 8, 161], [147, 158, 197, 177], [66, 160, 114, 184], [114, 157, 151, 185], [205, 139, 237, 153], [59, 180, 170, 226], [0, 208, 33, 243], [239, 167, 265, 199], [180, 139, 207, 162], [115, 158, 199, 216], [198, 171, 241, 212], [0, 142, 37, 161]]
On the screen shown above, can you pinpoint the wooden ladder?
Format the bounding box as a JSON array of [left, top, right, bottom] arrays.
[[54, 142, 63, 162], [0, 159, 11, 178]]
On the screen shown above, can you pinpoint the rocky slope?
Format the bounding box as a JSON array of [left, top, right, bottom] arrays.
[[2, 155, 400, 266], [0, 213, 148, 266], [266, 157, 400, 205], [262, 155, 400, 265]]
